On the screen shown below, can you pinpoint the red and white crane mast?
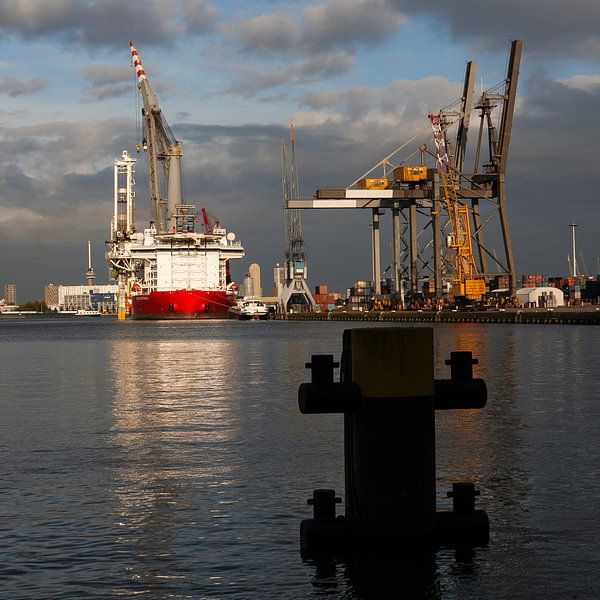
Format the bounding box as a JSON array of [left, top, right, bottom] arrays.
[[130, 42, 183, 234]]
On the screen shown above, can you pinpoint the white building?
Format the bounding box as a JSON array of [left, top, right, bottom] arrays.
[[58, 284, 118, 312], [516, 287, 564, 308]]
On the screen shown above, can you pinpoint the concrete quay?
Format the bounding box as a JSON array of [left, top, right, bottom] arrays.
[[277, 307, 600, 325]]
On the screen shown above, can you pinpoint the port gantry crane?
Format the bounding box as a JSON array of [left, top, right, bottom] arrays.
[[285, 40, 522, 305], [280, 126, 315, 313]]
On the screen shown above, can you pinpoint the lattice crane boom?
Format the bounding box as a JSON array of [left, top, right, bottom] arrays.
[[429, 114, 486, 301]]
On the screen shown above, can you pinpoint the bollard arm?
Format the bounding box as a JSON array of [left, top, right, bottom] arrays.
[[434, 378, 487, 410], [298, 382, 362, 414]]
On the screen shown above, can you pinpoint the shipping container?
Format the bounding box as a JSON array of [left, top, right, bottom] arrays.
[[393, 165, 428, 182], [357, 177, 389, 190]]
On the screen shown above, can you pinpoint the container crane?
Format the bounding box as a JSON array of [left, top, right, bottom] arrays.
[[280, 126, 315, 312], [429, 114, 486, 302], [130, 41, 183, 234]]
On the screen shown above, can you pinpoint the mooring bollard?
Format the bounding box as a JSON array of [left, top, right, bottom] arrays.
[[298, 327, 489, 554]]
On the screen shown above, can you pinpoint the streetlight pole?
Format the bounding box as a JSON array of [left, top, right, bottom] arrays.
[[570, 221, 578, 278]]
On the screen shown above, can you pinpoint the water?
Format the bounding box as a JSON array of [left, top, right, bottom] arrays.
[[1, 318, 599, 599]]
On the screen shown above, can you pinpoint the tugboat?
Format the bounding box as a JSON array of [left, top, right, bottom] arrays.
[[229, 299, 270, 320]]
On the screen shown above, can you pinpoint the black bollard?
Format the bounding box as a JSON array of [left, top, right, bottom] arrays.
[[298, 327, 489, 553]]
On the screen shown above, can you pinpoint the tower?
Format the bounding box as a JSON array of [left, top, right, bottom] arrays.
[[112, 150, 136, 240], [248, 263, 262, 298], [4, 284, 16, 305], [86, 240, 96, 290]]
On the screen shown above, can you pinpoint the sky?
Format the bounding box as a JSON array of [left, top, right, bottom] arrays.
[[1, 0, 600, 301]]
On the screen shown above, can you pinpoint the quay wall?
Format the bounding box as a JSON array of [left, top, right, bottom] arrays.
[[276, 309, 600, 325]]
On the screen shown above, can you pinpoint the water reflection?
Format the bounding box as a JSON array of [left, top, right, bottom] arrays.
[[434, 325, 529, 512], [307, 549, 441, 599], [109, 332, 239, 593]]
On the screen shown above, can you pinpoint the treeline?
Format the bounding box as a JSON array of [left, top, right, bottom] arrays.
[[17, 301, 52, 312]]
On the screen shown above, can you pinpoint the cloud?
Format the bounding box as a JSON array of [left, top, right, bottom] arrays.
[[0, 118, 134, 188], [0, 0, 218, 49], [301, 0, 407, 53], [388, 0, 600, 62], [225, 52, 354, 97], [232, 0, 406, 56], [220, 0, 406, 98], [0, 117, 139, 295], [80, 65, 132, 101], [0, 76, 49, 96], [298, 76, 460, 131], [559, 74, 600, 92], [234, 11, 298, 54]]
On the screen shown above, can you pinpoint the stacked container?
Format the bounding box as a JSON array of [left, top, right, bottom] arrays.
[[347, 280, 373, 311]]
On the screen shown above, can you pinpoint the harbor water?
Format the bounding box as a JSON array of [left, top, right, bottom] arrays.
[[1, 318, 599, 598]]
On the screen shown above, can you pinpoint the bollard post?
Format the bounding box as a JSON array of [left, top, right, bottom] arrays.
[[298, 327, 489, 553]]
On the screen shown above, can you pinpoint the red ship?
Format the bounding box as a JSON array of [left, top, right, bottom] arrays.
[[132, 290, 236, 320], [106, 43, 244, 320]]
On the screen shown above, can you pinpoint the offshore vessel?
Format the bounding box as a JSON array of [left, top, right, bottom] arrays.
[[106, 43, 244, 319]]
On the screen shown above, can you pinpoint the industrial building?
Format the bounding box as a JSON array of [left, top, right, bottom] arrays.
[[516, 287, 565, 308], [44, 284, 118, 312]]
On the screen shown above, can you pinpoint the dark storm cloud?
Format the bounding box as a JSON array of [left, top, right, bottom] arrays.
[[0, 0, 218, 49], [167, 121, 379, 290], [476, 69, 600, 275], [173, 114, 447, 286], [176, 64, 600, 284], [388, 0, 600, 60], [0, 76, 48, 96], [0, 117, 138, 299], [0, 118, 135, 220]]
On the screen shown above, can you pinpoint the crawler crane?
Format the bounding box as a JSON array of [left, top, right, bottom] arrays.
[[429, 114, 486, 303]]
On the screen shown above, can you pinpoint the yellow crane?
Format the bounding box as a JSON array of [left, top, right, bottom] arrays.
[[429, 114, 486, 301]]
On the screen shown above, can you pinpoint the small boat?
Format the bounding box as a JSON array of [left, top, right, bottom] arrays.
[[229, 300, 269, 321], [75, 309, 102, 316]]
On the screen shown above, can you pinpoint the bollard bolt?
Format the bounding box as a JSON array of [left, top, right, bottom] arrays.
[[447, 482, 480, 515], [445, 351, 479, 382], [305, 355, 340, 385], [307, 489, 342, 521]]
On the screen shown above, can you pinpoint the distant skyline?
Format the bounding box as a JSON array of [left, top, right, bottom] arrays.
[[1, 1, 600, 300]]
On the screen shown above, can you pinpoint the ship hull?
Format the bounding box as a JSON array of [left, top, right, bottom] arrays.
[[131, 290, 235, 320]]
